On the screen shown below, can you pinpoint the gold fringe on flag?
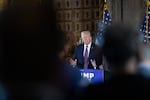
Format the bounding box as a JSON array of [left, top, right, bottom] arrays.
[[146, 0, 150, 43]]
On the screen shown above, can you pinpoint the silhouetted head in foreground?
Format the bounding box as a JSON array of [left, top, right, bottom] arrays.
[[0, 0, 72, 100], [102, 23, 143, 75], [0, 0, 66, 81]]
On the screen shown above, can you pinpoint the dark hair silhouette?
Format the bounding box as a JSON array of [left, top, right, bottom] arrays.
[[103, 23, 142, 68]]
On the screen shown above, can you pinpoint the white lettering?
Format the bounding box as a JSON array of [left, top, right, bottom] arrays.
[[81, 72, 95, 82]]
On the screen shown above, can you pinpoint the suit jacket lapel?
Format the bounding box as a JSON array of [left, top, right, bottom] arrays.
[[81, 44, 84, 57], [89, 43, 94, 59]]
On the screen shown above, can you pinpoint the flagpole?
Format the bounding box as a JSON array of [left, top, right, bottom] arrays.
[[146, 0, 149, 43]]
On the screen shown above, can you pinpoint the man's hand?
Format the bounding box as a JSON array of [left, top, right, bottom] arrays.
[[69, 58, 77, 67], [91, 59, 97, 69]]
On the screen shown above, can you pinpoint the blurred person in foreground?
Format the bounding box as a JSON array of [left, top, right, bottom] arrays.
[[57, 38, 83, 97], [80, 23, 150, 98], [138, 44, 150, 78], [0, 0, 80, 100], [70, 31, 102, 69]]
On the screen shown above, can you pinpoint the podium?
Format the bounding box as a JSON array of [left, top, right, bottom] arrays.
[[80, 69, 104, 84]]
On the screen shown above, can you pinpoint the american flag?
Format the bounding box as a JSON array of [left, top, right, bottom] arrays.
[[102, 3, 111, 25], [140, 0, 150, 43], [95, 2, 111, 47]]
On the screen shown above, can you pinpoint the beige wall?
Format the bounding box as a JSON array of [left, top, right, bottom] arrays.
[[112, 0, 145, 27]]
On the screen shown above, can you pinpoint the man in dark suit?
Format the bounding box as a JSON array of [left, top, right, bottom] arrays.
[[70, 31, 102, 69]]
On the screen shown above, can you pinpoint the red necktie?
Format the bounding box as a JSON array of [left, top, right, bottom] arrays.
[[84, 45, 88, 69]]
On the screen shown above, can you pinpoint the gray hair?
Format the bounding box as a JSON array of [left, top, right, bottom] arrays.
[[81, 31, 91, 38]]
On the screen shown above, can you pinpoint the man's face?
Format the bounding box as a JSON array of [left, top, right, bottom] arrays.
[[82, 33, 92, 45]]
